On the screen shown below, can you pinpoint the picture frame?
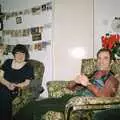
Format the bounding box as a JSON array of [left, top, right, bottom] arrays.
[[0, 19, 3, 31], [16, 16, 22, 24]]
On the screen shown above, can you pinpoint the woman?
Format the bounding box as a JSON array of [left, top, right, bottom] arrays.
[[0, 44, 34, 120]]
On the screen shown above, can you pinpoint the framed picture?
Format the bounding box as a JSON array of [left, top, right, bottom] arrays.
[[32, 33, 42, 41], [16, 16, 22, 24], [0, 19, 3, 31]]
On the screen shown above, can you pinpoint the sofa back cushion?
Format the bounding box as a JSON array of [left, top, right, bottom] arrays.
[[81, 59, 97, 78], [28, 59, 45, 98], [81, 58, 120, 77], [29, 59, 45, 83]]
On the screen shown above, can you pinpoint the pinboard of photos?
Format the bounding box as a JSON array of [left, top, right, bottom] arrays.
[[1, 1, 52, 55], [3, 23, 51, 54]]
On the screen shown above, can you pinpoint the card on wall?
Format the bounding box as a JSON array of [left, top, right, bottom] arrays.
[[16, 16, 22, 24], [0, 18, 3, 31]]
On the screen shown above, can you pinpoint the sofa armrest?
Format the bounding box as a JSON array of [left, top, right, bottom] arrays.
[[65, 96, 120, 120], [12, 88, 33, 115], [47, 81, 75, 98]]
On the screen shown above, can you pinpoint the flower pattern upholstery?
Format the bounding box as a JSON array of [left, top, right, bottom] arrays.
[[12, 59, 45, 115], [81, 59, 120, 77], [42, 111, 65, 120], [65, 97, 120, 120], [47, 81, 75, 98]]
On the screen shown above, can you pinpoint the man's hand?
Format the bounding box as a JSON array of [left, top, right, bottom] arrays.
[[74, 74, 90, 87]]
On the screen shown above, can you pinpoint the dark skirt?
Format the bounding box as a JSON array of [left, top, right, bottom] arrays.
[[0, 85, 13, 120], [0, 85, 18, 120]]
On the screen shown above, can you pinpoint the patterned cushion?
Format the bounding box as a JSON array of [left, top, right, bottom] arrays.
[[111, 60, 120, 75], [42, 111, 64, 120], [81, 58, 97, 77], [47, 81, 74, 98], [29, 59, 44, 82]]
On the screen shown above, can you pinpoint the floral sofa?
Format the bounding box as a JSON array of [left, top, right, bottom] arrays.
[[12, 59, 45, 116], [46, 58, 120, 120]]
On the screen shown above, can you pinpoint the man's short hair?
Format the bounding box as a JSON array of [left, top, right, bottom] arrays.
[[97, 48, 113, 61]]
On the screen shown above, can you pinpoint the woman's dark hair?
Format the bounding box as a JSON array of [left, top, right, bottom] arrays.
[[12, 44, 29, 61], [97, 48, 113, 61]]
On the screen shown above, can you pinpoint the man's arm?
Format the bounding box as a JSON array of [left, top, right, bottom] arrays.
[[87, 76, 119, 97]]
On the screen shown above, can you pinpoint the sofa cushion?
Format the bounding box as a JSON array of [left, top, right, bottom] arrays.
[[81, 59, 97, 78], [47, 81, 75, 97]]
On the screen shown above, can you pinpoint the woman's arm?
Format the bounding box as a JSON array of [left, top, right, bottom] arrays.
[[15, 79, 31, 89], [0, 70, 16, 90], [14, 62, 34, 89]]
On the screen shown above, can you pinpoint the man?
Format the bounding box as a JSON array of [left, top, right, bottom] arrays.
[[74, 48, 119, 97]]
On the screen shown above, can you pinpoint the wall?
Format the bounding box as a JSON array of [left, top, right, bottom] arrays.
[[0, 0, 94, 97], [94, 0, 120, 56], [53, 0, 93, 80]]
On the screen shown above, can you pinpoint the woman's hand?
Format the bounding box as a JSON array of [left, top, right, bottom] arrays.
[[15, 83, 24, 89], [15, 79, 30, 89], [74, 74, 90, 87], [6, 83, 16, 91]]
